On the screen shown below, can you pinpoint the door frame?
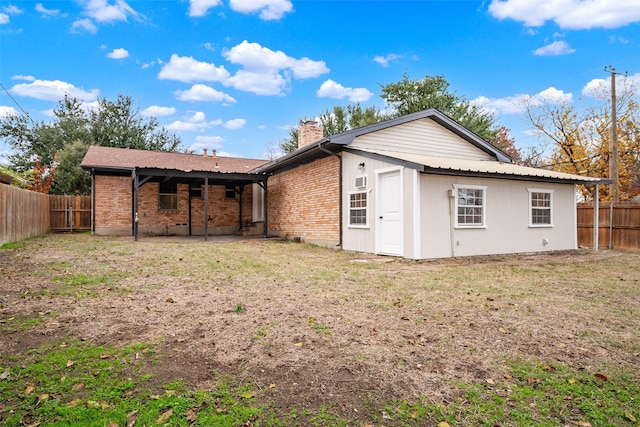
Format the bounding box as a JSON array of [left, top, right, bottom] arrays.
[[375, 166, 404, 256]]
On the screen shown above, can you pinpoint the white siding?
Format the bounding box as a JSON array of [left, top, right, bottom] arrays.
[[419, 175, 577, 259], [351, 118, 493, 160]]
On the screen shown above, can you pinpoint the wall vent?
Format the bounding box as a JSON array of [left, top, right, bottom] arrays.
[[355, 176, 367, 188]]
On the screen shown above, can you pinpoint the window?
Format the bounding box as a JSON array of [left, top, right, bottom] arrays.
[[252, 183, 264, 222], [528, 189, 553, 226], [348, 191, 368, 227], [189, 183, 202, 198], [455, 185, 486, 227], [159, 182, 178, 210], [225, 184, 236, 200]]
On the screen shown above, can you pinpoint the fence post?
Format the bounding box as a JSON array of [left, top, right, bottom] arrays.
[[593, 185, 599, 251]]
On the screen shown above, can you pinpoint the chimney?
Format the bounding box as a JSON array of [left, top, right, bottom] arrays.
[[298, 120, 323, 148], [203, 148, 208, 156], [212, 149, 217, 158]]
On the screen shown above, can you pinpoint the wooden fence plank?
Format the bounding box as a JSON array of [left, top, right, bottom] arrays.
[[0, 184, 50, 244], [577, 202, 640, 250]]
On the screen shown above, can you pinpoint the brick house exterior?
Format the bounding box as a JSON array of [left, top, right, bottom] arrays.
[[83, 110, 605, 258], [82, 146, 268, 238]]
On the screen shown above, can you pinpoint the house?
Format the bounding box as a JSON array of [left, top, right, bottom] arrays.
[[255, 109, 605, 259], [81, 109, 605, 258], [80, 146, 269, 239]]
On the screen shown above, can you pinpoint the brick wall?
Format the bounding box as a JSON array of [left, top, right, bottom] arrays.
[[267, 155, 340, 247], [94, 175, 254, 235]]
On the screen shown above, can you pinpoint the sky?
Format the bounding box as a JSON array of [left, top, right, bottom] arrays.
[[1, 0, 640, 163]]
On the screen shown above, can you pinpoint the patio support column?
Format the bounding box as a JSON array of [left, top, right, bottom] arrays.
[[238, 185, 244, 231], [263, 179, 268, 238], [204, 177, 209, 242], [593, 184, 599, 251], [132, 168, 139, 242]]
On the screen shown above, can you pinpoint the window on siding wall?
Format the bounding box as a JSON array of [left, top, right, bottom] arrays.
[[225, 184, 236, 199], [528, 189, 553, 226], [189, 183, 202, 198], [159, 182, 178, 210], [455, 185, 486, 227], [348, 191, 368, 227]]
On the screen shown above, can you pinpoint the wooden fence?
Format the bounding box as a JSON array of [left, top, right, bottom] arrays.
[[577, 202, 640, 250], [0, 184, 50, 244], [50, 195, 92, 232]]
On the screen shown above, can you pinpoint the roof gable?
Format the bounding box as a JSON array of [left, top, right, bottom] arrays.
[[350, 117, 495, 161]]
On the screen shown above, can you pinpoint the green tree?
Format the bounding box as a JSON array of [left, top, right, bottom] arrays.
[[50, 140, 91, 195], [0, 94, 182, 194], [380, 73, 500, 142], [282, 74, 505, 153]]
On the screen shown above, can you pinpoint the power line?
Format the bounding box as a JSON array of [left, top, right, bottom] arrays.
[[0, 81, 37, 125]]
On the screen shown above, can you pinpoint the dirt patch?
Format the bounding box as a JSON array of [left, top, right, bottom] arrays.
[[1, 234, 639, 420]]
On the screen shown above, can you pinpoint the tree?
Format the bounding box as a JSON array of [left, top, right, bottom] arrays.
[[380, 73, 501, 142], [524, 80, 640, 201], [282, 74, 506, 154], [0, 94, 182, 194], [51, 140, 91, 195]]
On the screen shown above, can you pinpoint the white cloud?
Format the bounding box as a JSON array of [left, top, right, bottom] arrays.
[[0, 13, 9, 24], [11, 75, 35, 81], [373, 53, 401, 67], [188, 0, 221, 17], [10, 79, 100, 102], [194, 135, 224, 145], [174, 84, 236, 103], [0, 106, 19, 117], [488, 0, 640, 30], [532, 40, 575, 56], [2, 5, 22, 14], [221, 40, 329, 95], [35, 3, 63, 17], [316, 79, 374, 103], [107, 47, 129, 59], [582, 73, 640, 98], [71, 18, 98, 33], [158, 54, 230, 83], [471, 87, 573, 115], [229, 0, 293, 20], [224, 118, 246, 130], [141, 105, 176, 117], [165, 112, 222, 131], [80, 0, 141, 23]]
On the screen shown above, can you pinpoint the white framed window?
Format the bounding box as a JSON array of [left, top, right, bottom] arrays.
[[454, 185, 486, 228], [348, 191, 369, 228], [528, 188, 553, 227]]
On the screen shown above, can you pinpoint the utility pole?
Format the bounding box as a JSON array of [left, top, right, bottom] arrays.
[[604, 66, 627, 202]]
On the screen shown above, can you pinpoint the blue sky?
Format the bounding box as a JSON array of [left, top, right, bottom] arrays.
[[1, 0, 640, 163]]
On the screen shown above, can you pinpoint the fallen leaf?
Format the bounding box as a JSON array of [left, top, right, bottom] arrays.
[[66, 398, 83, 408], [150, 394, 160, 400], [156, 408, 173, 424], [165, 297, 174, 303], [498, 327, 507, 334], [183, 409, 196, 422], [624, 411, 636, 422], [66, 360, 75, 368], [164, 390, 175, 396], [410, 410, 419, 419], [542, 365, 555, 372], [241, 390, 255, 399], [25, 384, 35, 394], [593, 373, 608, 381], [108, 421, 119, 427], [485, 378, 495, 385], [86, 400, 100, 409], [0, 370, 10, 380], [126, 409, 138, 427], [98, 401, 110, 410], [573, 421, 592, 427], [72, 383, 85, 391], [438, 423, 451, 427], [568, 378, 576, 384], [294, 342, 303, 347]]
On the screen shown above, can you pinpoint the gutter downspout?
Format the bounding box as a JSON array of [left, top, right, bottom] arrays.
[[318, 141, 343, 248], [91, 168, 96, 234]]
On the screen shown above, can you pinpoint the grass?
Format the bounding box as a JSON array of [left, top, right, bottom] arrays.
[[1, 234, 639, 426], [0, 341, 270, 427]]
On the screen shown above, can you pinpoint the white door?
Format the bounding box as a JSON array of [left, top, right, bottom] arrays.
[[377, 169, 403, 256]]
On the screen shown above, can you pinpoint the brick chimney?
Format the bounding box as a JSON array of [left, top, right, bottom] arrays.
[[298, 120, 323, 148], [203, 148, 208, 156]]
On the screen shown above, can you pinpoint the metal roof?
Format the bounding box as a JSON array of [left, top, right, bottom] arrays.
[[354, 148, 608, 184]]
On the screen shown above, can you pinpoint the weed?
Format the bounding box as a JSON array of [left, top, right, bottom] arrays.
[[0, 242, 26, 250]]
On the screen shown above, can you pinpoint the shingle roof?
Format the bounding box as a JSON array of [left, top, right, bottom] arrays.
[[81, 146, 268, 174]]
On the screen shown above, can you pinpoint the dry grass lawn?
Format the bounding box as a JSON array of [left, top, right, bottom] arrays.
[[1, 234, 639, 423]]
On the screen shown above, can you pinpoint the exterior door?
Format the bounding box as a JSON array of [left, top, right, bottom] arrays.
[[376, 168, 403, 256]]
